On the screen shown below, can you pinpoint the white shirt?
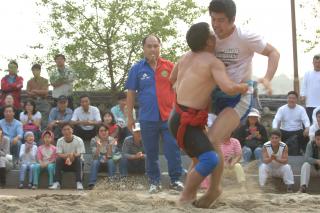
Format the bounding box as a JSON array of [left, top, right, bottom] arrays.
[[19, 111, 42, 123], [56, 135, 85, 155], [71, 106, 101, 130], [214, 26, 267, 83], [300, 70, 320, 107], [309, 122, 320, 141], [272, 104, 310, 131], [264, 141, 286, 168]]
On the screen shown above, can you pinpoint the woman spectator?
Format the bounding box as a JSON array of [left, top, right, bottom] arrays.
[[19, 100, 42, 143], [88, 125, 126, 190], [102, 111, 119, 139], [234, 108, 268, 163], [0, 127, 10, 188]]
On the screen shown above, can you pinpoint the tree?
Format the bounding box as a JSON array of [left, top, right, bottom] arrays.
[[36, 0, 206, 94]]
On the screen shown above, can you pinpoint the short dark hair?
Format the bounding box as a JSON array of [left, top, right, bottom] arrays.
[[186, 22, 212, 52], [209, 0, 236, 22], [96, 124, 109, 135], [117, 92, 127, 100], [315, 129, 320, 137], [142, 34, 161, 46], [31, 64, 41, 71], [61, 122, 73, 130], [3, 105, 15, 113], [8, 60, 18, 68], [287, 91, 298, 98], [313, 54, 320, 61], [80, 94, 90, 101], [270, 129, 282, 138], [54, 54, 66, 61]]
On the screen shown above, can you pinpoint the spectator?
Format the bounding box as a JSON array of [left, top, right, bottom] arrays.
[[122, 123, 145, 175], [300, 129, 320, 193], [71, 95, 101, 141], [309, 110, 320, 142], [234, 108, 268, 163], [19, 100, 42, 143], [33, 130, 56, 189], [19, 131, 37, 189], [88, 125, 126, 189], [50, 54, 75, 109], [27, 64, 50, 129], [0, 127, 10, 188], [312, 105, 320, 125], [300, 54, 320, 123], [259, 129, 294, 192], [47, 95, 73, 141], [111, 92, 135, 146], [0, 94, 21, 120], [272, 91, 310, 155], [126, 34, 183, 193], [49, 123, 85, 190], [0, 105, 23, 163], [102, 111, 119, 139], [0, 61, 23, 109]]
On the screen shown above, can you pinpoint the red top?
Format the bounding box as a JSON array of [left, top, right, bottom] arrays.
[[108, 124, 118, 136], [155, 58, 175, 121], [1, 75, 24, 109]]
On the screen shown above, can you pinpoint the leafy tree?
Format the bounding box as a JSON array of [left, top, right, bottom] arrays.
[[36, 0, 206, 94]]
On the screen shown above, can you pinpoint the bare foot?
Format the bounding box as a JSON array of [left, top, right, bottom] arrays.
[[176, 191, 196, 207], [194, 187, 222, 208]]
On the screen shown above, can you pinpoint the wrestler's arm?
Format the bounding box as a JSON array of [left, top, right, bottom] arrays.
[[258, 43, 280, 95], [211, 58, 248, 96], [169, 62, 179, 85]]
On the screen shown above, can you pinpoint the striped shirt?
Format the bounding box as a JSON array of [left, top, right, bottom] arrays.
[[221, 138, 242, 162]]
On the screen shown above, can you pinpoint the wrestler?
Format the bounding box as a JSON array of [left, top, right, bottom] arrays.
[[168, 22, 248, 206]]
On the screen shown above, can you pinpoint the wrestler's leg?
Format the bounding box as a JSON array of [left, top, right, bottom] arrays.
[[195, 108, 240, 208]]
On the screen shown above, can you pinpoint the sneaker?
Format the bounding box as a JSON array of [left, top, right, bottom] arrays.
[[76, 182, 84, 190], [299, 185, 307, 193], [28, 183, 33, 189], [32, 185, 38, 190], [170, 181, 184, 191], [287, 184, 293, 193], [49, 182, 60, 190], [149, 184, 161, 194], [88, 184, 95, 190], [18, 183, 24, 189]]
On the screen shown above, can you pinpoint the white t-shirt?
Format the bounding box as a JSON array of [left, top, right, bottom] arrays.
[[214, 26, 267, 83], [71, 106, 101, 130], [19, 111, 42, 123], [263, 141, 286, 168], [300, 70, 320, 107], [272, 104, 310, 131], [56, 135, 85, 155]]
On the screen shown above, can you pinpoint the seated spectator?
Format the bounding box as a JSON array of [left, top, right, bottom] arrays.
[[111, 92, 135, 146], [88, 125, 126, 189], [102, 111, 119, 139], [33, 130, 57, 189], [27, 64, 50, 129], [71, 95, 101, 141], [259, 129, 294, 192], [0, 105, 23, 163], [0, 60, 23, 110], [122, 123, 145, 174], [49, 123, 85, 190], [47, 95, 73, 141], [0, 127, 10, 188], [234, 108, 267, 163], [19, 132, 37, 189], [272, 91, 310, 155], [19, 100, 42, 143], [309, 110, 320, 141], [312, 106, 320, 124], [300, 129, 320, 193], [0, 94, 21, 120]]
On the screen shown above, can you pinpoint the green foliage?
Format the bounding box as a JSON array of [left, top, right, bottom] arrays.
[[36, 0, 205, 94]]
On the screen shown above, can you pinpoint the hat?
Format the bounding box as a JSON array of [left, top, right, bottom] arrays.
[[132, 122, 141, 132], [248, 108, 260, 118], [57, 95, 68, 102], [41, 130, 54, 140], [24, 131, 34, 139]]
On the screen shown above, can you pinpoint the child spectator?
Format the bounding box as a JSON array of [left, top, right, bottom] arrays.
[[19, 131, 37, 189], [102, 111, 119, 139], [33, 130, 57, 189], [0, 127, 10, 188]]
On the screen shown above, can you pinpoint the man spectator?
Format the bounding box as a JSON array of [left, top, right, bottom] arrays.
[[0, 105, 23, 163], [27, 64, 50, 128], [300, 54, 320, 123], [272, 91, 310, 155], [309, 110, 320, 142], [49, 123, 85, 190], [259, 129, 294, 192], [126, 34, 183, 193], [122, 123, 145, 174], [71, 95, 101, 141], [0, 94, 21, 120], [47, 95, 73, 141], [0, 61, 23, 109], [300, 129, 320, 193], [50, 54, 75, 109]]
